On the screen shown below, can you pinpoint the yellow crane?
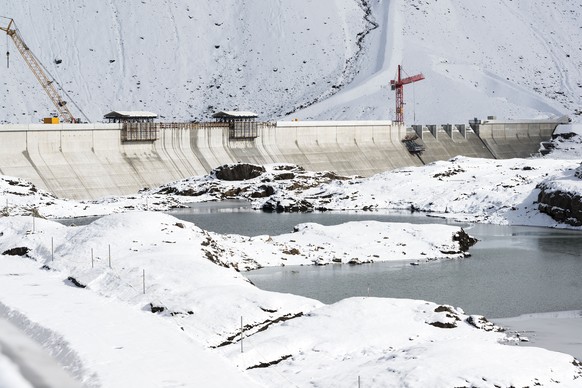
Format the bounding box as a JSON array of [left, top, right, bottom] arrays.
[[1, 17, 83, 123]]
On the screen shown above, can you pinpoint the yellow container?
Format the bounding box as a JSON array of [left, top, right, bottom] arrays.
[[43, 117, 60, 124]]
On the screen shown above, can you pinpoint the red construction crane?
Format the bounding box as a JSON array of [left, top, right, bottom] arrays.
[[390, 65, 424, 123]]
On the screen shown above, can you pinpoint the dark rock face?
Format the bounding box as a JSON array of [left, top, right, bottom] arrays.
[[428, 305, 461, 329], [66, 276, 86, 288], [466, 315, 503, 332], [537, 184, 582, 226], [429, 321, 457, 329], [452, 229, 478, 252], [262, 199, 314, 213], [2, 247, 30, 256], [250, 185, 275, 198], [273, 172, 295, 180], [157, 186, 208, 196], [149, 303, 165, 314], [213, 164, 266, 181]]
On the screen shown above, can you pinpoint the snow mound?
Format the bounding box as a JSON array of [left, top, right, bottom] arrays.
[[220, 298, 582, 387]]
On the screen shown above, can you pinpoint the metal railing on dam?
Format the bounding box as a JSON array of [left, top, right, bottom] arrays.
[[0, 118, 565, 200]]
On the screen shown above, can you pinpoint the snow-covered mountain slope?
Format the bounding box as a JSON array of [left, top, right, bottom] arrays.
[[1, 0, 581, 124], [0, 0, 366, 123], [297, 0, 582, 123]]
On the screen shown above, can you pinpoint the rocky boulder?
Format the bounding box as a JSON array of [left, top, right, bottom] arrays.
[[213, 164, 266, 181], [537, 183, 582, 226]]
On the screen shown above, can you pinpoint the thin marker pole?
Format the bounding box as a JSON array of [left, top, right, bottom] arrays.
[[108, 244, 111, 269], [240, 316, 244, 353], [51, 237, 54, 261], [142, 269, 146, 294], [91, 248, 94, 268], [32, 215, 35, 233]]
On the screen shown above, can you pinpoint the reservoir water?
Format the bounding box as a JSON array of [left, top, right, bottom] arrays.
[[169, 201, 582, 318]]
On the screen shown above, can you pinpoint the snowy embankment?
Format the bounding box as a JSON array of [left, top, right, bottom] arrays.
[[0, 175, 182, 219], [0, 256, 264, 388], [220, 298, 580, 387], [144, 150, 582, 230], [3, 156, 580, 228], [0, 213, 580, 387], [0, 345, 33, 388]]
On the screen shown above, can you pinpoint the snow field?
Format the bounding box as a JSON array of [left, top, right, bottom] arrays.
[[0, 214, 321, 347], [0, 347, 33, 388], [0, 257, 263, 388], [0, 212, 580, 386], [220, 298, 581, 388]]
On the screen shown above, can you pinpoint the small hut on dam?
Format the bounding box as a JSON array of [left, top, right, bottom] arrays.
[[104, 111, 159, 142], [212, 111, 258, 139], [104, 111, 158, 123]]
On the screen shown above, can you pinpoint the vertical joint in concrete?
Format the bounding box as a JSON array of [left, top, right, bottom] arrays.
[[427, 125, 437, 139], [455, 124, 466, 139], [443, 124, 453, 139], [412, 125, 423, 139]]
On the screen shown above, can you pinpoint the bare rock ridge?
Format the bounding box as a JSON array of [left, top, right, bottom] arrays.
[[538, 185, 582, 227]]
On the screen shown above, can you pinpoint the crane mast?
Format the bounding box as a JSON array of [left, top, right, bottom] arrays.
[[1, 18, 77, 123], [390, 65, 425, 123]]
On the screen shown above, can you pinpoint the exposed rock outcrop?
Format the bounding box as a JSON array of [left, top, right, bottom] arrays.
[[537, 184, 582, 226], [452, 229, 478, 252], [262, 199, 314, 213], [213, 164, 266, 181], [2, 247, 31, 256]]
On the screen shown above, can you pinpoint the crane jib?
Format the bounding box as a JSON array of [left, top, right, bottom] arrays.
[[1, 17, 79, 123]]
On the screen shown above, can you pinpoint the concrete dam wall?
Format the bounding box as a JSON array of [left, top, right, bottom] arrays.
[[0, 118, 564, 200]]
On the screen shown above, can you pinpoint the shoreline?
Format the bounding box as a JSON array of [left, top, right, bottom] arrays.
[[494, 311, 582, 360]]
